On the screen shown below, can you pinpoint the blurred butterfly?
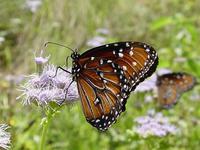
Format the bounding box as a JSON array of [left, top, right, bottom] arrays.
[[156, 72, 197, 109], [48, 41, 158, 131]]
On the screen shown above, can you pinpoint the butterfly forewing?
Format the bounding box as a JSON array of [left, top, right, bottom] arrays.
[[156, 72, 196, 108], [74, 41, 158, 131]]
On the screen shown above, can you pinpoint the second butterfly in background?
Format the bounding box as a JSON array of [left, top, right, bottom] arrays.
[[156, 72, 197, 109]]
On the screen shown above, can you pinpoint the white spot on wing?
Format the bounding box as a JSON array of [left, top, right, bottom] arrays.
[[119, 53, 124, 57], [96, 119, 100, 123], [103, 80, 107, 83], [122, 65, 127, 71], [126, 42, 130, 47], [100, 59, 103, 65], [132, 62, 137, 66], [146, 48, 150, 52], [129, 51, 133, 56]]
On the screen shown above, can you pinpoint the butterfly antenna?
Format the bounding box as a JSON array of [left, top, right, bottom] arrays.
[[44, 41, 75, 53]]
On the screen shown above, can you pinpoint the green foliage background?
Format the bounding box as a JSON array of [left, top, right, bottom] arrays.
[[0, 0, 200, 149]]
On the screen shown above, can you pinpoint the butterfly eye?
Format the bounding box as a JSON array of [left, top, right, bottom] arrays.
[[68, 41, 159, 131]]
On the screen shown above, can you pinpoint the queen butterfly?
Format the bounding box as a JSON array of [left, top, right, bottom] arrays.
[[156, 72, 197, 108], [51, 41, 158, 131]]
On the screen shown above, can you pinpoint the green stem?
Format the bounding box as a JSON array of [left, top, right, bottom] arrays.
[[39, 105, 63, 150], [39, 110, 53, 150]]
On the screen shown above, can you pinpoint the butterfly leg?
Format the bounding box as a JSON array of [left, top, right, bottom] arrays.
[[65, 56, 70, 68], [51, 66, 72, 78], [58, 80, 74, 105]]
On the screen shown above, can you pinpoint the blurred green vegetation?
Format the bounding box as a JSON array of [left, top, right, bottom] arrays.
[[0, 0, 200, 150]]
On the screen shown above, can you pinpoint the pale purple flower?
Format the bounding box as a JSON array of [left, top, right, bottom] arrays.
[[4, 74, 24, 85], [134, 116, 151, 124], [25, 0, 42, 13], [17, 64, 79, 105], [174, 57, 187, 63], [96, 28, 110, 35], [144, 95, 154, 103], [0, 37, 5, 45], [0, 124, 11, 150], [135, 68, 172, 92], [86, 36, 107, 47], [189, 93, 200, 101], [134, 110, 178, 138], [147, 109, 156, 116], [134, 71, 156, 92], [34, 57, 49, 65], [34, 49, 50, 65], [156, 68, 172, 76]]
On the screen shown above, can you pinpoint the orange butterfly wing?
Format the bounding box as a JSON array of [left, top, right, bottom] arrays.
[[75, 41, 158, 130]]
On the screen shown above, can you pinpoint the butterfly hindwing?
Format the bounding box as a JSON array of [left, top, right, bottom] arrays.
[[77, 62, 127, 131]]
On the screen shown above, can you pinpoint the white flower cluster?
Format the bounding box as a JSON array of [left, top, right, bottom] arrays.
[[134, 110, 178, 138], [86, 28, 110, 47], [86, 36, 107, 47], [17, 64, 79, 105], [25, 0, 42, 13], [0, 37, 5, 45], [0, 124, 11, 150]]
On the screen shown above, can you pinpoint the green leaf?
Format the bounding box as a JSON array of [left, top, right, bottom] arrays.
[[150, 17, 173, 31], [187, 58, 200, 77]]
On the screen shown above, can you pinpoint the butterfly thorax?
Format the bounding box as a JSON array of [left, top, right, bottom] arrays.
[[71, 52, 81, 81]]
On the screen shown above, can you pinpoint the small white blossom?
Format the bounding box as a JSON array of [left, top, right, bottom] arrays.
[[174, 57, 187, 63], [34, 49, 50, 65], [86, 36, 106, 47], [4, 74, 24, 85], [25, 0, 42, 13], [96, 28, 110, 35], [34, 56, 49, 65], [189, 93, 200, 101], [0, 37, 5, 45], [0, 124, 11, 150], [134, 110, 178, 138], [144, 95, 154, 103], [17, 64, 79, 105]]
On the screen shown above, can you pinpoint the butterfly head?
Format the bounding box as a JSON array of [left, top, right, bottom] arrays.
[[71, 52, 80, 60], [71, 52, 81, 80]]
